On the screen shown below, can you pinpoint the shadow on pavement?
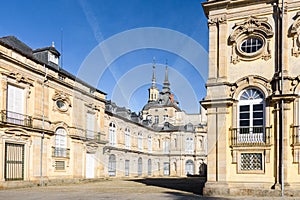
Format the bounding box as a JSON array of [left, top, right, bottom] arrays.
[[163, 191, 231, 200], [130, 177, 207, 195]]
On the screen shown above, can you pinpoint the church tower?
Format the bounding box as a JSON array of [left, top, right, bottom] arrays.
[[148, 59, 159, 102]]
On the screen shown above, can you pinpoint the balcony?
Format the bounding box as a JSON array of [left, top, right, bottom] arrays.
[[52, 147, 70, 158], [1, 110, 32, 127], [85, 130, 105, 143], [230, 126, 271, 146]]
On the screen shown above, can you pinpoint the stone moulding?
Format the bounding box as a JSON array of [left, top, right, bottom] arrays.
[[230, 75, 272, 99], [290, 12, 300, 57], [229, 16, 274, 64]]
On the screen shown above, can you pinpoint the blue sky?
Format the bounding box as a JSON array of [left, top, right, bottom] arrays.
[[0, 0, 208, 113]]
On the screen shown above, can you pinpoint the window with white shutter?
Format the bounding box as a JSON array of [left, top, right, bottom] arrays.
[[7, 84, 24, 125]]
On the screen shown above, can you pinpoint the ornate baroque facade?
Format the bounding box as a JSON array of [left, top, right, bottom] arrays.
[[0, 36, 207, 187], [202, 0, 300, 196]]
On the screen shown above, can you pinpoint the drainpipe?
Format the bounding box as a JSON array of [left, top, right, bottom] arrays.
[[40, 65, 47, 187], [280, 0, 285, 197]]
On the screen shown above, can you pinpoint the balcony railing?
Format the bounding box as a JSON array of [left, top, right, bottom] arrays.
[[230, 126, 271, 146], [85, 130, 104, 143], [1, 110, 32, 127], [52, 147, 70, 158], [291, 125, 300, 145]]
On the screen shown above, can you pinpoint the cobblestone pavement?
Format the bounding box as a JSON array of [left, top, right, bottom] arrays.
[[0, 178, 300, 200]]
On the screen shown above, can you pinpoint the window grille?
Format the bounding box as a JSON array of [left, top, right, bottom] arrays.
[[55, 161, 65, 170], [240, 153, 262, 170]]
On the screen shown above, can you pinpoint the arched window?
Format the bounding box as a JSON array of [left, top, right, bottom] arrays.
[[148, 159, 152, 176], [109, 122, 116, 146], [138, 157, 142, 176], [125, 128, 130, 149], [108, 154, 116, 176], [185, 160, 194, 175], [54, 128, 67, 157], [238, 88, 265, 143]]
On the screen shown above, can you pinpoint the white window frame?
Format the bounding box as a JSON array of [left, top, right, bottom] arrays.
[[55, 128, 67, 157], [125, 128, 131, 149], [138, 132, 143, 151], [163, 139, 170, 154], [148, 135, 152, 153], [185, 137, 194, 154], [109, 122, 116, 147], [86, 112, 95, 139], [238, 88, 265, 143]]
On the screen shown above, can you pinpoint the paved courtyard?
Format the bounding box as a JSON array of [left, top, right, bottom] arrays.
[[0, 178, 299, 200]]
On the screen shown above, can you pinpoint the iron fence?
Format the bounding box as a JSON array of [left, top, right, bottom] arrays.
[[1, 110, 32, 127], [230, 126, 271, 146]]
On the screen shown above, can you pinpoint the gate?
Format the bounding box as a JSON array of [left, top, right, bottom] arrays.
[[5, 143, 25, 181]]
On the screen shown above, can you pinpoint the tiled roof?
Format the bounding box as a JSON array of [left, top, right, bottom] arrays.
[[0, 35, 106, 95], [0, 36, 34, 60]]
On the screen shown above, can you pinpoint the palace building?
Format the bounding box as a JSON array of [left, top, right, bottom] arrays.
[[0, 35, 207, 187], [202, 0, 300, 196]]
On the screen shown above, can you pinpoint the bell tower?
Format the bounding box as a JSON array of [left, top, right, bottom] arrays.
[[148, 58, 159, 102]]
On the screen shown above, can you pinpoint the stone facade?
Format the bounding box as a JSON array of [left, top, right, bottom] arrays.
[[0, 35, 207, 187], [202, 0, 300, 196]]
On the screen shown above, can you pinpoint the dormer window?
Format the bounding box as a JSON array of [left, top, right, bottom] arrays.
[[48, 53, 58, 65]]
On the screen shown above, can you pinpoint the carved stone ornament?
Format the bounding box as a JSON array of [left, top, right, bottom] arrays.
[[52, 90, 71, 112], [290, 12, 300, 57], [229, 16, 274, 64], [7, 72, 33, 86], [230, 75, 272, 99]]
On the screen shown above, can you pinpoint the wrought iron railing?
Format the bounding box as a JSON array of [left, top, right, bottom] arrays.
[[291, 125, 300, 145], [1, 110, 32, 127], [85, 130, 104, 142], [230, 126, 271, 146], [52, 147, 70, 158]]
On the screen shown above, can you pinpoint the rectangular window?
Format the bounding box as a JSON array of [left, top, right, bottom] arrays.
[[125, 160, 130, 176], [125, 132, 131, 149], [163, 115, 168, 122], [154, 115, 159, 124], [163, 162, 170, 176], [86, 113, 95, 139], [55, 161, 65, 170], [163, 140, 169, 153], [240, 153, 263, 171], [7, 84, 25, 125], [138, 133, 143, 151], [185, 137, 194, 154], [148, 136, 152, 152]]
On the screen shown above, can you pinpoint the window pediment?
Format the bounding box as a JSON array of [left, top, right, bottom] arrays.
[[229, 16, 273, 64]]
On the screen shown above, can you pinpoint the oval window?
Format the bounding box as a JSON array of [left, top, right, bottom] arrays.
[[240, 37, 263, 54], [56, 100, 67, 111]]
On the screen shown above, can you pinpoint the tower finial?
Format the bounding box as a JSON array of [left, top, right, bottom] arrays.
[[152, 57, 156, 88], [164, 59, 169, 84], [162, 59, 171, 94]]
